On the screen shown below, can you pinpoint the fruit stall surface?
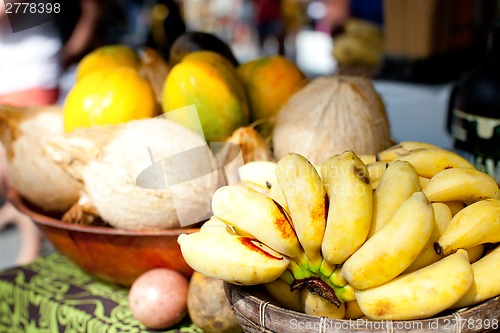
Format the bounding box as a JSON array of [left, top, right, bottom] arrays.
[[0, 253, 202, 332]]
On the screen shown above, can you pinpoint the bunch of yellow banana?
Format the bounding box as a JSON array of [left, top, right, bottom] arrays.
[[178, 141, 500, 321]]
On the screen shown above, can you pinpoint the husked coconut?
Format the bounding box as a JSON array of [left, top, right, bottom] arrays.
[[46, 117, 219, 230], [0, 105, 80, 212], [272, 75, 393, 165]]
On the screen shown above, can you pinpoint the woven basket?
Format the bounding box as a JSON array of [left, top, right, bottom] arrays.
[[224, 283, 500, 333]]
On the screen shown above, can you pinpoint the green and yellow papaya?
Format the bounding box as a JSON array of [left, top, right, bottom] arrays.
[[162, 51, 249, 142]]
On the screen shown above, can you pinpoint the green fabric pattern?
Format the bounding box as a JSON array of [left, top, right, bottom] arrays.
[[0, 253, 203, 333]]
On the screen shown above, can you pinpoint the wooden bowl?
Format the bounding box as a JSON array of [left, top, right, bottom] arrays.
[[8, 190, 198, 286], [225, 283, 500, 333]]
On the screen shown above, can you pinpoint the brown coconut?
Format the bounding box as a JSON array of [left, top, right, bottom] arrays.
[[272, 75, 393, 165]]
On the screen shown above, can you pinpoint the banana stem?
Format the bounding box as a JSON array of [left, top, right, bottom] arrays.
[[317, 270, 356, 303], [291, 277, 341, 307], [329, 266, 348, 287], [283, 255, 357, 305], [306, 253, 324, 273], [294, 251, 312, 272], [278, 269, 296, 286], [286, 259, 356, 305], [336, 284, 356, 303], [287, 259, 312, 280], [319, 259, 336, 277]]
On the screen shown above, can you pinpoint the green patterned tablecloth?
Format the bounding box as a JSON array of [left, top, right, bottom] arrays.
[[0, 253, 202, 333]]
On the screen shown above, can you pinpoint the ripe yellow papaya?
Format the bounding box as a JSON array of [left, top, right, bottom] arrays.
[[237, 55, 307, 123], [162, 51, 249, 142], [76, 45, 141, 82], [64, 67, 157, 132]]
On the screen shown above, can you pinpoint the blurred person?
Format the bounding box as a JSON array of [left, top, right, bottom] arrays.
[[0, 0, 101, 266], [282, 0, 308, 35], [0, 144, 9, 212], [0, 0, 102, 107], [56, 0, 103, 68], [281, 0, 308, 59], [0, 137, 42, 266], [144, 0, 186, 61], [316, 0, 383, 36], [315, 0, 350, 35], [252, 0, 286, 55]]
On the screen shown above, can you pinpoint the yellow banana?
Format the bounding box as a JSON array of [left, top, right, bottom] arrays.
[[377, 141, 440, 161], [268, 183, 289, 212], [435, 199, 500, 256], [370, 179, 380, 190], [358, 154, 377, 164], [403, 202, 452, 273], [199, 215, 237, 235], [301, 288, 345, 319], [365, 161, 388, 183], [394, 147, 474, 178], [321, 151, 372, 265], [341, 191, 434, 289], [211, 186, 307, 266], [445, 200, 466, 216], [319, 154, 340, 196], [263, 278, 303, 312], [452, 245, 500, 309], [368, 160, 420, 237], [237, 161, 277, 193], [419, 176, 430, 189], [467, 245, 485, 263], [431, 202, 453, 235], [276, 153, 328, 272], [404, 203, 484, 273], [396, 141, 441, 150], [344, 300, 364, 319], [423, 167, 500, 203], [178, 232, 289, 285], [355, 249, 473, 320]]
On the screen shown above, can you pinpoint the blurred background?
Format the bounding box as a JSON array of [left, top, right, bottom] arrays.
[[1, 0, 498, 98], [69, 0, 497, 77]]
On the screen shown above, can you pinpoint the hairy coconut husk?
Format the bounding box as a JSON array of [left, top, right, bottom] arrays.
[[226, 126, 274, 163], [272, 75, 393, 165], [46, 117, 219, 230], [46, 124, 121, 184], [0, 105, 80, 212], [62, 202, 104, 226]]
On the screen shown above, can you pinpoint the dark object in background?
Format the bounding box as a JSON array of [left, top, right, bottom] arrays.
[[169, 31, 239, 67], [350, 0, 383, 27], [253, 0, 285, 56], [379, 0, 496, 84], [447, 17, 500, 183], [145, 0, 186, 62], [53, 0, 126, 66]]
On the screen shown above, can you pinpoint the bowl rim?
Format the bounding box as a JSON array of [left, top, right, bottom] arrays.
[[8, 189, 200, 236]]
